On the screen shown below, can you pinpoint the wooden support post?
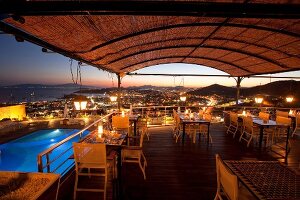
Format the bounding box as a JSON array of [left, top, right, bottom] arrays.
[[235, 77, 244, 107], [117, 73, 121, 110]]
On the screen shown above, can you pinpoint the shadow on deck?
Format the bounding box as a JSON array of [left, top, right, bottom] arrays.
[[58, 123, 300, 200]]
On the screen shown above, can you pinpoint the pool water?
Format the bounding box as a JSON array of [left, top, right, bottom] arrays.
[[0, 129, 89, 174]]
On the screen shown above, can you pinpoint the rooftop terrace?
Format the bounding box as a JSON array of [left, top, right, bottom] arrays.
[[57, 124, 299, 200]]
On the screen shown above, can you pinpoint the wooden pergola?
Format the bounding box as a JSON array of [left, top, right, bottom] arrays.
[[1, 0, 300, 107]]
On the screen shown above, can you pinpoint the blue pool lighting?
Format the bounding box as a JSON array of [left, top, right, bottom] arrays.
[[0, 129, 89, 175]]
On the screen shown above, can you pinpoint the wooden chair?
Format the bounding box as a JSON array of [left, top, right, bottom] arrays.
[[192, 113, 212, 144], [227, 112, 239, 138], [258, 112, 270, 121], [240, 116, 272, 147], [112, 115, 130, 134], [292, 113, 300, 137], [137, 117, 150, 140], [239, 116, 259, 147], [172, 109, 178, 137], [274, 116, 291, 144], [122, 131, 147, 180], [276, 110, 289, 118], [199, 110, 204, 119], [214, 154, 256, 200], [73, 143, 114, 200], [173, 114, 182, 143]]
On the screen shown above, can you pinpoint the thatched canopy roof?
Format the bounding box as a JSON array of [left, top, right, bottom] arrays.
[[0, 1, 299, 76]]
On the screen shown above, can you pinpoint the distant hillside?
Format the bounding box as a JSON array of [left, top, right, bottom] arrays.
[[78, 85, 190, 94], [188, 80, 300, 98], [127, 85, 186, 91], [75, 87, 119, 94], [241, 80, 300, 97], [188, 84, 236, 97]]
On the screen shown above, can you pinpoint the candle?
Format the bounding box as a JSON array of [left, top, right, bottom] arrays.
[[242, 110, 246, 116], [121, 110, 125, 117], [289, 109, 293, 115], [98, 123, 103, 138]]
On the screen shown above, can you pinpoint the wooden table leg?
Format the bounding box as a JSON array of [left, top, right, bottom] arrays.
[[134, 121, 137, 136], [207, 123, 210, 146], [182, 122, 185, 144], [259, 126, 264, 150], [285, 126, 290, 163]]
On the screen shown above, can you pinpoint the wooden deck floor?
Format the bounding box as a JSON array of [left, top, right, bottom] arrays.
[[58, 123, 300, 200]]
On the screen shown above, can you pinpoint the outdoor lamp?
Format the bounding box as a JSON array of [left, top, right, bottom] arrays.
[[110, 95, 117, 102], [180, 96, 187, 102], [286, 95, 294, 103], [254, 96, 263, 104], [74, 96, 88, 110]]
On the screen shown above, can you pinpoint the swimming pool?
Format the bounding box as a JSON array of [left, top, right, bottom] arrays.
[[0, 129, 89, 174]]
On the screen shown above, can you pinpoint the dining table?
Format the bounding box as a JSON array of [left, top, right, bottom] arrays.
[[83, 129, 127, 200], [224, 160, 300, 200], [179, 114, 211, 145], [252, 118, 290, 159]]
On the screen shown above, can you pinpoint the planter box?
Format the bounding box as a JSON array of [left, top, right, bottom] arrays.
[[0, 171, 60, 200]]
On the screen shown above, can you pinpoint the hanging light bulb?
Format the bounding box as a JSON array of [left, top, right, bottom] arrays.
[[73, 95, 88, 110], [254, 95, 263, 104], [255, 83, 264, 104], [285, 80, 295, 103], [286, 95, 294, 103]]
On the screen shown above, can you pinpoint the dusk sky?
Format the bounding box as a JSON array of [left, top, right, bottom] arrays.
[[1, 34, 299, 88]]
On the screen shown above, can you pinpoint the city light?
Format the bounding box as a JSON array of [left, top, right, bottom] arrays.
[[110, 96, 117, 102], [180, 96, 186, 102]]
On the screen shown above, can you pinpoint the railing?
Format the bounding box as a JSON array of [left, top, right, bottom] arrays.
[[132, 105, 228, 125], [132, 106, 176, 126], [131, 105, 300, 126], [37, 113, 113, 174], [37, 105, 299, 174]]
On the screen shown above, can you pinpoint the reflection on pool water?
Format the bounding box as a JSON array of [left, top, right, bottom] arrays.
[[0, 129, 89, 175]]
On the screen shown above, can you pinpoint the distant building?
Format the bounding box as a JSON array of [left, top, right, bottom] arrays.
[[0, 105, 26, 121]]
